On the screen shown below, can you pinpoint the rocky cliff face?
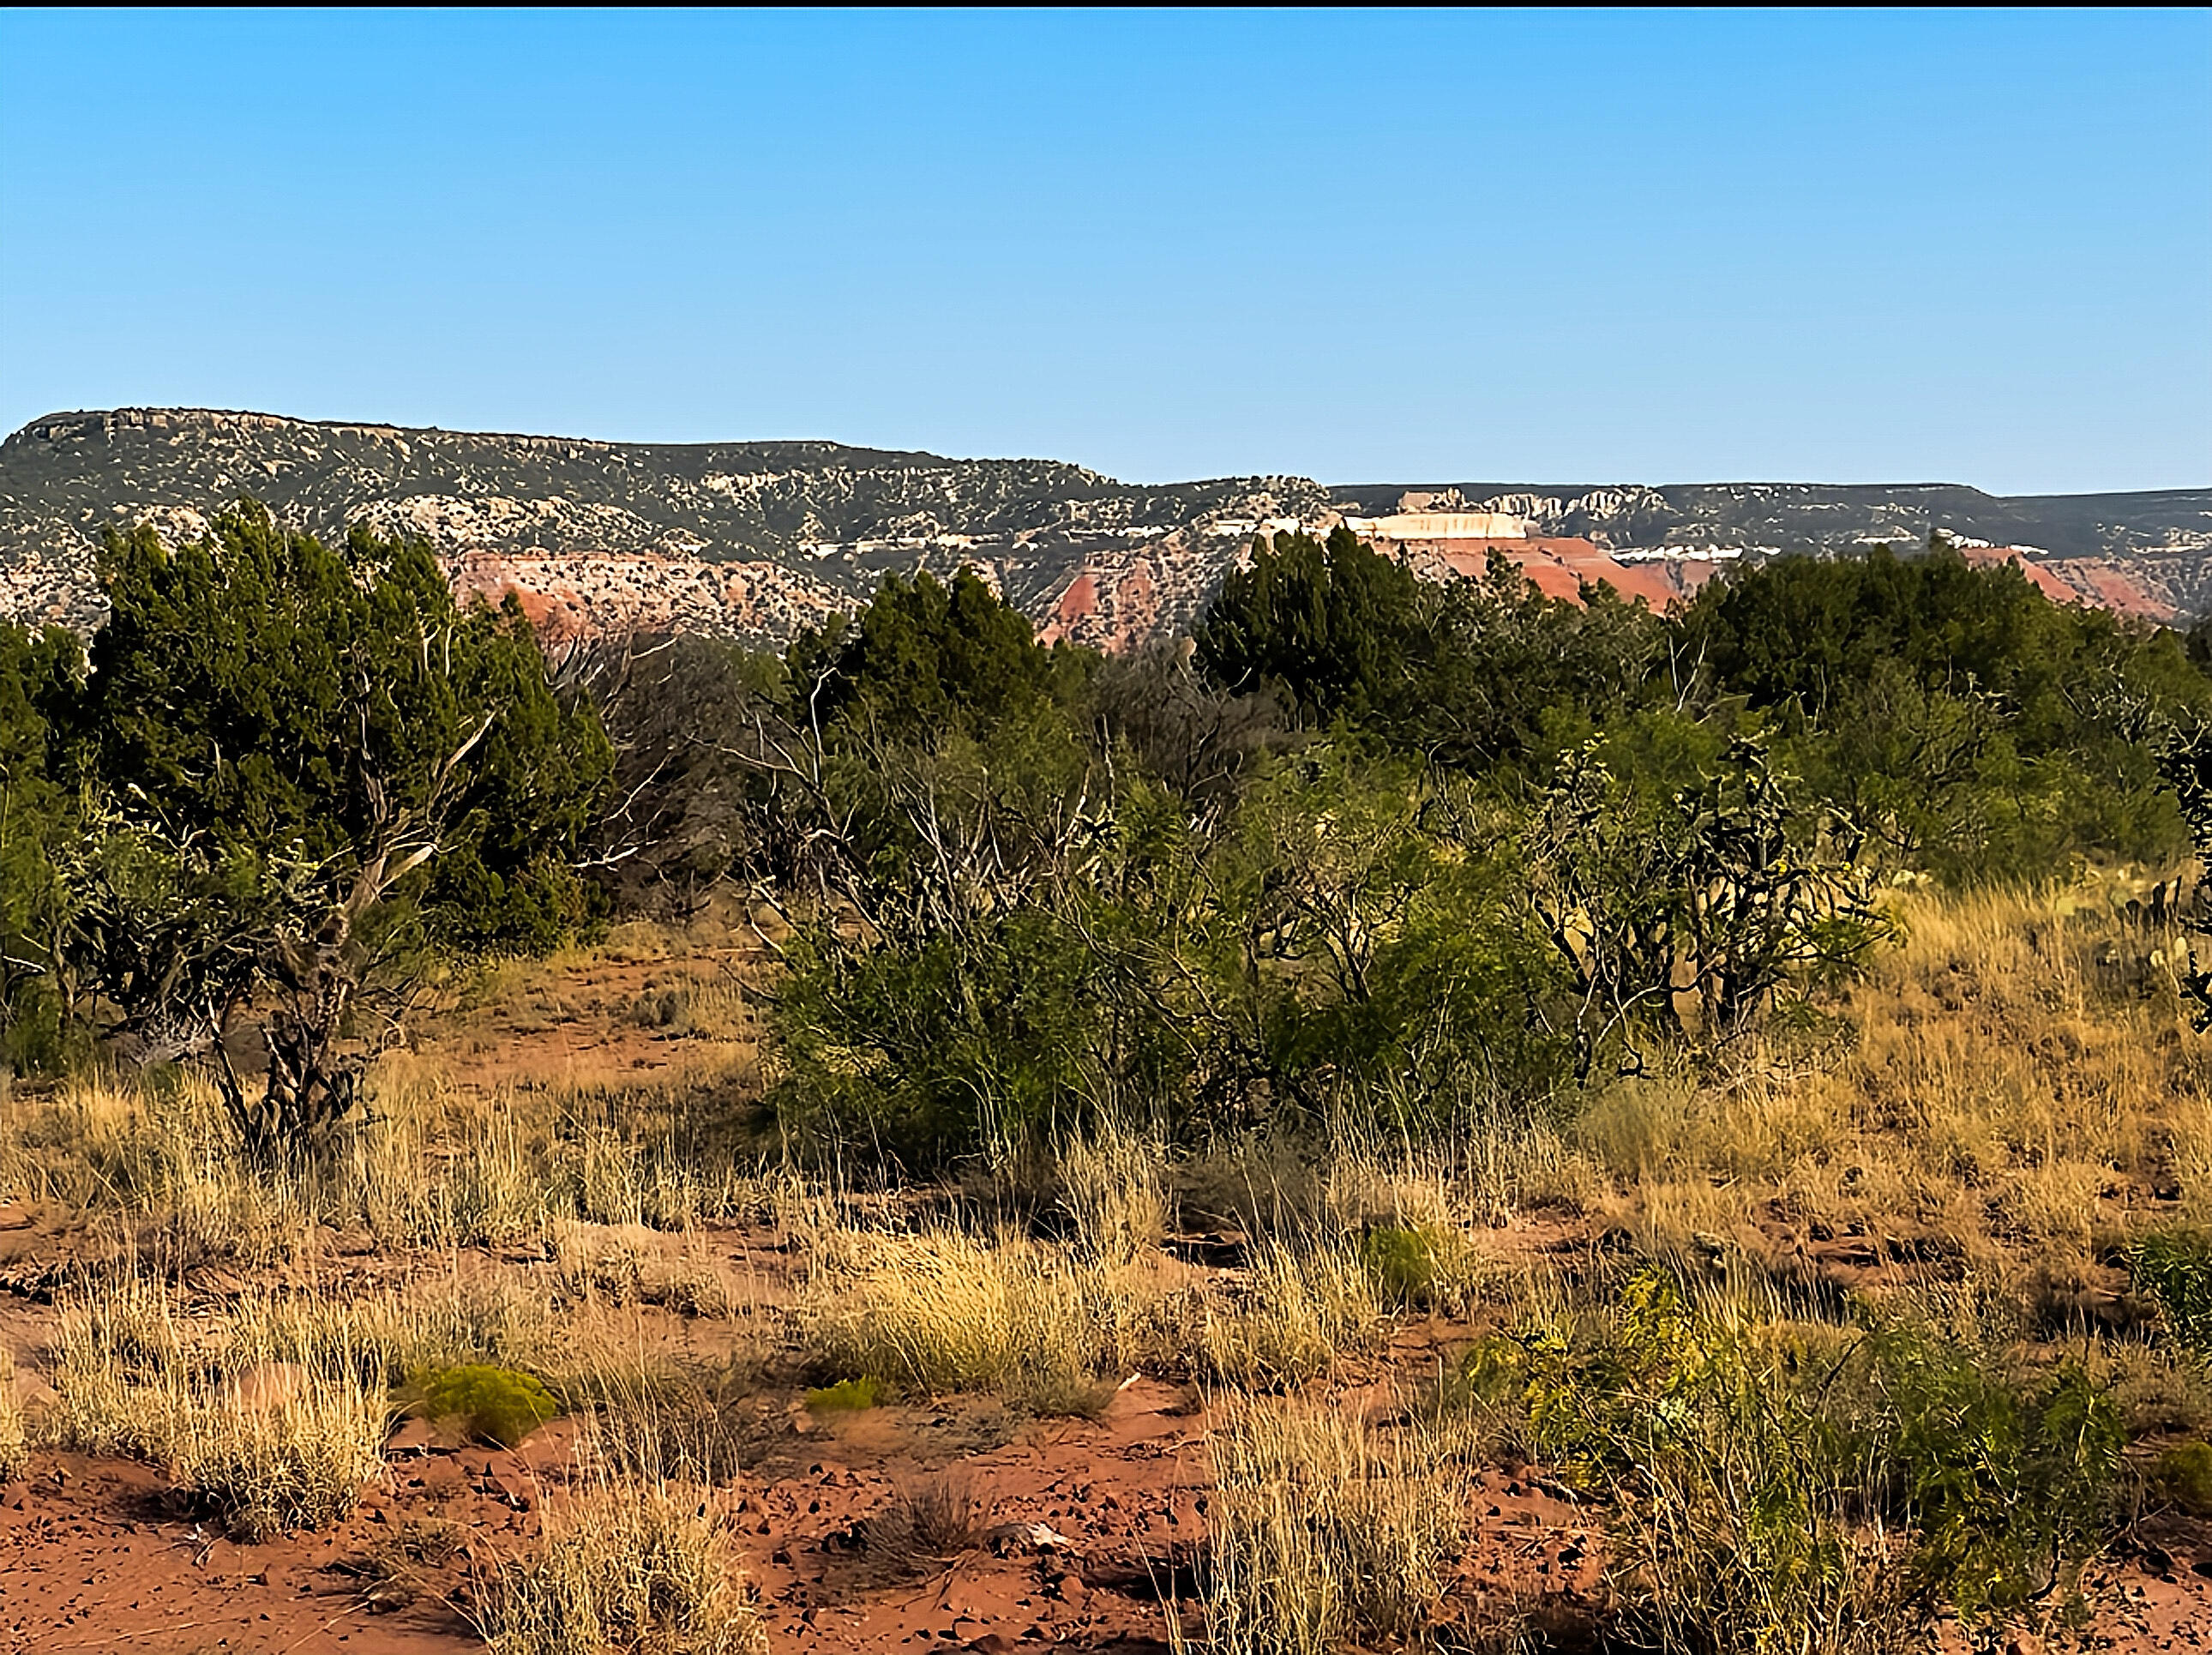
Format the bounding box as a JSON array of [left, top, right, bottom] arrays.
[[1334, 480, 2212, 623], [0, 408, 1336, 646], [2, 408, 2204, 647]]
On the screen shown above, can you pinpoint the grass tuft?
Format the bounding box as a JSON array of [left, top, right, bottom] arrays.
[[878, 1471, 987, 1561], [1061, 1116, 1169, 1268], [474, 1476, 766, 1655], [167, 1373, 389, 1540], [1205, 1399, 1470, 1655], [0, 1349, 26, 1481], [1197, 1237, 1386, 1388], [45, 1272, 391, 1537], [582, 1360, 760, 1487]]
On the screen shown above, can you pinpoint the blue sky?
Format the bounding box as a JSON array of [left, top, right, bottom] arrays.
[[1, 8, 2205, 492]]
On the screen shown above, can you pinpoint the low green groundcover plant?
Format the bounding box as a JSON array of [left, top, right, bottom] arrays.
[[804, 1375, 883, 1412], [402, 1364, 562, 1448]]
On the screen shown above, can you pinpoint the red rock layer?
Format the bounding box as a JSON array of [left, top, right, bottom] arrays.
[[442, 551, 842, 647], [1953, 545, 2180, 625], [1381, 536, 1722, 611]]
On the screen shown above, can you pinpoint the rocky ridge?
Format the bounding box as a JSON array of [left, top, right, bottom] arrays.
[[3, 407, 2205, 647]]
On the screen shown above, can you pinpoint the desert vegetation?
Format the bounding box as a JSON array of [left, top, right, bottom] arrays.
[[3, 511, 2212, 1651]]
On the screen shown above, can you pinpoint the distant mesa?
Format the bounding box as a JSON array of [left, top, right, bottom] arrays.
[[0, 407, 2203, 649], [1344, 509, 1534, 540], [1342, 505, 1722, 609]]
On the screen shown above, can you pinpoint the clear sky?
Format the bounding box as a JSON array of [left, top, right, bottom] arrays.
[[2, 8, 2206, 493]]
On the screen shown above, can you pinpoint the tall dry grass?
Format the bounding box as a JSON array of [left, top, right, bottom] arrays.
[[39, 1251, 759, 1526], [1061, 1116, 1169, 1268], [0, 1054, 774, 1271], [473, 1471, 766, 1655], [793, 1110, 1413, 1405], [797, 1207, 1395, 1405], [0, 1347, 26, 1481], [0, 912, 768, 1278], [45, 1269, 390, 1535], [1205, 1399, 1475, 1655], [168, 1373, 390, 1540], [1194, 1237, 1388, 1387], [796, 1225, 1127, 1412], [1562, 882, 2207, 1286]]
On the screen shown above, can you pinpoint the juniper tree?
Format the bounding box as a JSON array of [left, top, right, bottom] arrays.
[[63, 504, 611, 1158]]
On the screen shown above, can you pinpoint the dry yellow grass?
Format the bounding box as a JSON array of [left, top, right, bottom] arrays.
[[1194, 1236, 1387, 1388], [796, 1200, 1398, 1406], [474, 1472, 766, 1655], [167, 1372, 389, 1541], [1559, 882, 2206, 1293], [0, 912, 768, 1282], [0, 1347, 26, 1482], [548, 1217, 761, 1319], [0, 1062, 770, 1273], [45, 1268, 189, 1459], [44, 1271, 390, 1535], [1061, 1115, 1169, 1268], [796, 1225, 1125, 1412], [1204, 1398, 1475, 1655]]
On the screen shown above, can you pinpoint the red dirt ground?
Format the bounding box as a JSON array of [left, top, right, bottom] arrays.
[[6, 953, 2212, 1652], [8, 1267, 2212, 1652]]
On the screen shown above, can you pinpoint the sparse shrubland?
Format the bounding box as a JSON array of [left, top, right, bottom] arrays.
[[4, 527, 2212, 1649]]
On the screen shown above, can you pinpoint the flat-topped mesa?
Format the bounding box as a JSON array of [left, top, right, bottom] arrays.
[[1, 407, 2203, 648]]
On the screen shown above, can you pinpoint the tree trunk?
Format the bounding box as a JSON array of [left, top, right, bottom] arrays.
[[214, 944, 366, 1164]]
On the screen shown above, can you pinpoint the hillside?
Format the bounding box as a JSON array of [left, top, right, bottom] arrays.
[[2, 407, 2206, 647]]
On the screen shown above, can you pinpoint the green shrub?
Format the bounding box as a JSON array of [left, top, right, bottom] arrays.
[[1678, 544, 2206, 883], [803, 1375, 882, 1413], [774, 902, 1104, 1169], [1358, 1225, 1439, 1310], [1870, 1326, 2122, 1618], [404, 1363, 560, 1448], [1443, 1333, 1530, 1415], [1467, 1269, 2124, 1647], [2130, 1228, 2212, 1351], [2155, 1441, 2212, 1514]]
